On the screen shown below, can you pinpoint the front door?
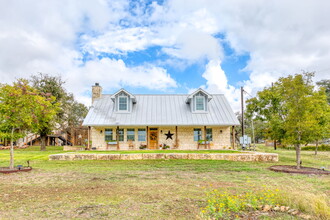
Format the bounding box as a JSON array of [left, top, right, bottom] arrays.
[[149, 128, 158, 149]]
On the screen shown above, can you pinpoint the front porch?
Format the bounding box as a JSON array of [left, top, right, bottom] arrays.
[[87, 125, 236, 150]]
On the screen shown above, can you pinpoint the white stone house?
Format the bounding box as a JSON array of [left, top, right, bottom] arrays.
[[83, 83, 240, 150]]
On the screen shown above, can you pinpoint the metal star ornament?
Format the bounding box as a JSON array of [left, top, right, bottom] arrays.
[[165, 130, 174, 140]]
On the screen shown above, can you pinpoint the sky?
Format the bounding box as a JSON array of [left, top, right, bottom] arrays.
[[1, 0, 330, 111]]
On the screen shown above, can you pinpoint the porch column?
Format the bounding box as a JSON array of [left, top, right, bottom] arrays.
[[175, 126, 178, 149], [204, 126, 208, 149], [146, 126, 149, 148], [116, 126, 119, 150], [87, 126, 90, 149], [232, 126, 236, 150]]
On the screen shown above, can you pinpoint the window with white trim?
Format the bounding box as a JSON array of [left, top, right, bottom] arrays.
[[119, 96, 128, 111], [206, 128, 212, 141], [194, 128, 202, 141], [118, 129, 124, 141], [138, 129, 146, 141], [195, 95, 205, 111], [105, 129, 113, 141], [127, 128, 135, 141]]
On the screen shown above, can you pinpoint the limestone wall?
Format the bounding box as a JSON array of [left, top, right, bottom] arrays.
[[90, 126, 233, 150], [49, 152, 279, 162], [91, 126, 148, 150]]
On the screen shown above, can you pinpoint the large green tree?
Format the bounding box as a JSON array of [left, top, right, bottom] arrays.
[[247, 72, 330, 169], [316, 79, 330, 104], [30, 73, 88, 150], [0, 79, 57, 168]]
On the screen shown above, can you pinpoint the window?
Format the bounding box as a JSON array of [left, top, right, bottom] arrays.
[[127, 128, 135, 141], [105, 129, 113, 141], [194, 128, 202, 141], [206, 128, 212, 141], [138, 128, 146, 141], [119, 96, 128, 111], [195, 95, 205, 111], [117, 129, 124, 141]]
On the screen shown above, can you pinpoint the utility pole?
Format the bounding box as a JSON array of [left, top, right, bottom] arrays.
[[271, 82, 276, 150], [241, 86, 244, 137]]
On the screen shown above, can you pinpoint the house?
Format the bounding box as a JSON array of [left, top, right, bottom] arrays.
[[82, 83, 240, 150]]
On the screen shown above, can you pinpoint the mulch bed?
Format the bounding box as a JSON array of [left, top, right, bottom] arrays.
[[269, 165, 330, 175], [0, 145, 29, 150], [0, 167, 32, 174]]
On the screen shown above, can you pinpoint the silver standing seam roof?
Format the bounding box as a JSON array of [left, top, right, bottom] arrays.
[[83, 93, 240, 127]]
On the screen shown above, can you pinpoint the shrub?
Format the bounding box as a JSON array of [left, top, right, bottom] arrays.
[[280, 144, 330, 151], [139, 144, 147, 149]]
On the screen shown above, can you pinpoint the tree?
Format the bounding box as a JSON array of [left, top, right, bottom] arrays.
[[307, 89, 330, 155], [316, 79, 330, 104], [30, 73, 67, 150], [0, 79, 57, 168], [247, 72, 330, 169], [246, 83, 286, 150], [279, 73, 318, 168], [30, 73, 88, 149]]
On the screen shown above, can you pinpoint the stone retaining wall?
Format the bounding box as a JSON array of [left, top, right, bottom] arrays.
[[49, 152, 278, 162]]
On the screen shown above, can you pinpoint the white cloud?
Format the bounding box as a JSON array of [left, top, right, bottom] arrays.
[[66, 58, 177, 106], [82, 27, 154, 55], [162, 30, 222, 61], [1, 0, 330, 111], [201, 60, 241, 111]]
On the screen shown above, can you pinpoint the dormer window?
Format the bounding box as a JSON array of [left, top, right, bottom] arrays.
[[119, 95, 128, 111], [111, 89, 137, 113], [195, 94, 205, 111], [186, 88, 212, 113]]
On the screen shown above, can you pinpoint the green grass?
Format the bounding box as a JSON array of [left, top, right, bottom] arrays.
[[0, 145, 329, 219]]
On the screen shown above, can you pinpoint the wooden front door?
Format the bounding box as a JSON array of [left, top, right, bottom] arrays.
[[148, 128, 158, 149]]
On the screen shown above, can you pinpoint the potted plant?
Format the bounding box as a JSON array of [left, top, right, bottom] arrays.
[[139, 144, 147, 150]]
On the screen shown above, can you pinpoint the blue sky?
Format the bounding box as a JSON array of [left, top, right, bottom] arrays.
[[1, 0, 329, 111]]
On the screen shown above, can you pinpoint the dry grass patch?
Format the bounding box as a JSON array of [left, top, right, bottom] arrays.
[[0, 145, 329, 219]]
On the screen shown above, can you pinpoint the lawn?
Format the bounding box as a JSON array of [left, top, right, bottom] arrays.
[[0, 145, 329, 219]]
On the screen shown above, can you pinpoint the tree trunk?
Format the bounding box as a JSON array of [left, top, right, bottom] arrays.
[[274, 140, 277, 150], [295, 143, 301, 169], [40, 133, 47, 151], [315, 140, 319, 155], [9, 128, 15, 169]]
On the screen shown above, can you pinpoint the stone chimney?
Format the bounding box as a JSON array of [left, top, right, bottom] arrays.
[[92, 83, 102, 104]]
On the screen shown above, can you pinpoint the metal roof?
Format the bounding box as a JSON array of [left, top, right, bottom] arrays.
[[83, 93, 240, 126]]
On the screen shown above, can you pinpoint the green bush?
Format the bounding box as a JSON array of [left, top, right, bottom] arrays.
[[280, 144, 330, 151], [302, 144, 330, 151]]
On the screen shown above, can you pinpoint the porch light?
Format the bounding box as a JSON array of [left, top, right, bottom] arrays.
[[100, 130, 103, 134], [220, 130, 222, 134]]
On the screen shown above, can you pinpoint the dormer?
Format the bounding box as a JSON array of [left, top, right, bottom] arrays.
[[111, 89, 136, 113], [186, 88, 212, 113]]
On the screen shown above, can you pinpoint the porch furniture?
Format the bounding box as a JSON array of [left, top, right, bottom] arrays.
[[198, 140, 210, 149], [128, 140, 134, 150], [107, 141, 117, 150]]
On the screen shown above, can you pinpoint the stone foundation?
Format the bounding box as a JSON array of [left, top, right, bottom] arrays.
[[49, 152, 278, 162]]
